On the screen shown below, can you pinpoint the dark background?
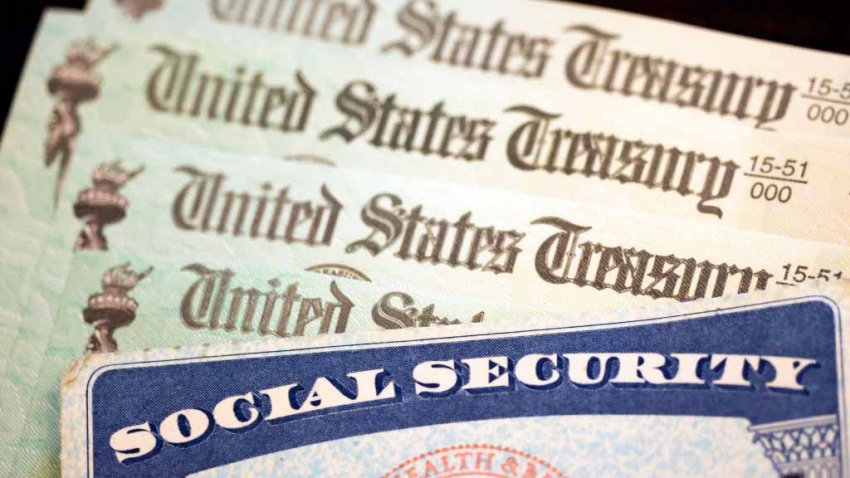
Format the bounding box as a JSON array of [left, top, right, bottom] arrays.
[[2, 0, 850, 129]]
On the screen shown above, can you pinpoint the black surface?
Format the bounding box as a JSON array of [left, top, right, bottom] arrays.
[[2, 0, 849, 132], [2, 1, 86, 133]]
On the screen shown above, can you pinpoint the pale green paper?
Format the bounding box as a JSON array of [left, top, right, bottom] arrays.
[[2, 11, 850, 246], [8, 130, 850, 474], [15, 249, 558, 476], [1, 9, 848, 399], [3, 9, 850, 475], [0, 219, 74, 478], [23, 132, 850, 311], [83, 0, 850, 140]]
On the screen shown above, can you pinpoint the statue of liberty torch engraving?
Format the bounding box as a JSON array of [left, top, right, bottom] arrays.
[[73, 161, 143, 251], [83, 263, 152, 353], [45, 38, 116, 208], [114, 0, 165, 19]]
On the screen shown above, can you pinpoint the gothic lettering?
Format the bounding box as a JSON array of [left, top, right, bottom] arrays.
[[347, 193, 524, 274], [210, 0, 377, 45], [382, 0, 553, 78], [180, 263, 354, 336], [533, 216, 772, 301], [321, 80, 495, 161], [147, 44, 316, 132], [171, 165, 342, 246], [371, 291, 484, 329], [563, 25, 796, 129], [506, 104, 738, 218]]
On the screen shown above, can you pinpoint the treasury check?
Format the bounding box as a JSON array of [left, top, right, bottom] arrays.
[[21, 133, 850, 312], [9, 132, 850, 473], [62, 285, 850, 477], [3, 10, 850, 247], [11, 249, 552, 476], [84, 0, 850, 140]]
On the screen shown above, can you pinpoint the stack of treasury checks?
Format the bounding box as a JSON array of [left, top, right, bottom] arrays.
[[1, 0, 850, 476]]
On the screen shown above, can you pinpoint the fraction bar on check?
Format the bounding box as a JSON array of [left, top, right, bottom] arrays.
[[776, 281, 798, 287], [801, 94, 850, 107], [743, 173, 808, 185]]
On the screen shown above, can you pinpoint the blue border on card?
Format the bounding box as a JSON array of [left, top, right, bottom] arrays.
[[81, 296, 846, 476]]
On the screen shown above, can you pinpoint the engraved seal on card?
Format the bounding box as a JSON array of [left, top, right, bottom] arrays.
[[73, 160, 143, 251], [383, 444, 566, 478]]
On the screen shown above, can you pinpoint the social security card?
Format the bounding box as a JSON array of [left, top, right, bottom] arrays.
[[62, 287, 850, 477]]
